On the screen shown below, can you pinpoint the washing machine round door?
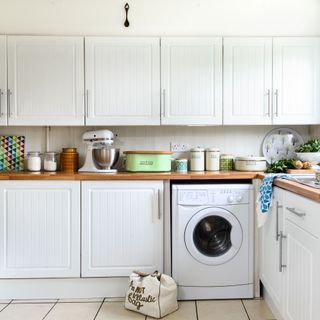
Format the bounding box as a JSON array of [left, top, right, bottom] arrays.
[[184, 207, 243, 265]]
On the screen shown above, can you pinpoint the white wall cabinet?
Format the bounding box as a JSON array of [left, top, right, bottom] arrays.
[[273, 38, 320, 125], [261, 188, 320, 320], [0, 36, 6, 126], [224, 37, 320, 125], [82, 181, 163, 277], [224, 38, 273, 125], [85, 37, 160, 125], [7, 36, 84, 126], [161, 38, 223, 125], [0, 181, 81, 278], [260, 187, 284, 312]]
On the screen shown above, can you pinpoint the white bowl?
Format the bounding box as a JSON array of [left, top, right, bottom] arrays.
[[296, 152, 320, 165]]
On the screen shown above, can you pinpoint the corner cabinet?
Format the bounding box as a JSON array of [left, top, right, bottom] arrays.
[[273, 38, 320, 125], [81, 181, 163, 277], [260, 187, 284, 313], [7, 36, 85, 126], [161, 38, 223, 125], [224, 38, 273, 125], [0, 181, 81, 278], [0, 36, 6, 126], [85, 37, 160, 125], [260, 188, 320, 320]]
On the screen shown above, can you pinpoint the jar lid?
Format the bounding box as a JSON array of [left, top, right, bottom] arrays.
[[206, 147, 220, 152], [176, 158, 188, 161], [220, 154, 234, 158], [190, 147, 205, 152], [62, 147, 77, 153], [27, 151, 41, 156], [44, 151, 58, 156], [236, 156, 266, 161]]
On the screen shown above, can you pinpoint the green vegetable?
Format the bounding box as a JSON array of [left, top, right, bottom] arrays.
[[266, 159, 295, 173], [295, 139, 320, 153]]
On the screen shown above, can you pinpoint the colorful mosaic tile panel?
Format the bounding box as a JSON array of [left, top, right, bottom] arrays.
[[0, 136, 25, 171]]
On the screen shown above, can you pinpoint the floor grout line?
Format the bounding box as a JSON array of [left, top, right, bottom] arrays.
[[241, 299, 251, 320], [195, 300, 199, 320], [0, 299, 13, 313], [42, 300, 58, 320], [93, 297, 105, 320]]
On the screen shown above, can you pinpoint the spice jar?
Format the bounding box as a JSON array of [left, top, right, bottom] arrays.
[[220, 154, 234, 171], [44, 152, 58, 172], [190, 147, 205, 171], [205, 148, 220, 171], [27, 151, 42, 172], [60, 148, 79, 172]]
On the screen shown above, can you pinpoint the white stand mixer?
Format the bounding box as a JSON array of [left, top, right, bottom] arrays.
[[79, 129, 119, 173]]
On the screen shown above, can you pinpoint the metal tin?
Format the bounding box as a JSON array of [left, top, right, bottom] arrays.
[[175, 158, 188, 173]]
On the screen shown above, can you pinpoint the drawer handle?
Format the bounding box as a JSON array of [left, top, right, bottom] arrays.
[[286, 207, 306, 218], [279, 231, 287, 272]]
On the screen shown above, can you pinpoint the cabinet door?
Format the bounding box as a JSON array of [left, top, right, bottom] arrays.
[[82, 181, 163, 277], [282, 219, 320, 320], [85, 37, 160, 125], [260, 187, 283, 311], [0, 181, 80, 278], [273, 38, 320, 124], [224, 38, 272, 125], [7, 36, 84, 125], [161, 38, 222, 125], [0, 36, 6, 126]]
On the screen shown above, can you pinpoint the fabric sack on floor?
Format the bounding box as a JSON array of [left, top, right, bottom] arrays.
[[125, 271, 178, 318]]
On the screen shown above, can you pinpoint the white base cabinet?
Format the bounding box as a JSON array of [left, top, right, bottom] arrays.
[[260, 187, 284, 312], [0, 181, 81, 278], [82, 181, 163, 277], [260, 188, 320, 320]]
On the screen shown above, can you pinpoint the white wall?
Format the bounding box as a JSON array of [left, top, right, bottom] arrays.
[[0, 126, 310, 166], [0, 0, 319, 36]]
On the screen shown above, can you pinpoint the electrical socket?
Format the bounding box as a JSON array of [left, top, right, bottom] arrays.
[[170, 142, 190, 152]]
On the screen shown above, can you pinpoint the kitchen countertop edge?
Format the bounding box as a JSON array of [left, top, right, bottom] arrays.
[[1, 171, 320, 202]]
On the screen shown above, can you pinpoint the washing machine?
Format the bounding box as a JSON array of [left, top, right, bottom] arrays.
[[171, 183, 254, 300]]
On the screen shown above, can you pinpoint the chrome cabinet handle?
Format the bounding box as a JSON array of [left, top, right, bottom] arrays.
[[286, 207, 306, 218], [274, 89, 279, 117], [279, 231, 287, 272], [0, 89, 3, 117], [85, 89, 89, 117], [161, 89, 166, 118], [157, 189, 161, 220], [7, 89, 11, 117], [276, 201, 283, 241], [266, 89, 271, 116]]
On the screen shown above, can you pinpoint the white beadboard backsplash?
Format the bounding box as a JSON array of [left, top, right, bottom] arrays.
[[0, 126, 310, 166]]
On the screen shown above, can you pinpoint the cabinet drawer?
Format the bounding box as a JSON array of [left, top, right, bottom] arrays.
[[284, 191, 320, 238]]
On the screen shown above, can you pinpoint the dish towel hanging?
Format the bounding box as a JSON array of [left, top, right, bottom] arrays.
[[257, 173, 292, 227]]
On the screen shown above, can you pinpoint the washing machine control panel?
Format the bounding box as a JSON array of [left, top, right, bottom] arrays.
[[178, 189, 249, 205]]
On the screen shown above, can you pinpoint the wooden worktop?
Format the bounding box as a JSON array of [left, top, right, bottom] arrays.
[[0, 171, 319, 202], [0, 171, 258, 181]]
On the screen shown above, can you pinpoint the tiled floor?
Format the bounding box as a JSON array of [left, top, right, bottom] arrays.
[[0, 298, 276, 320]]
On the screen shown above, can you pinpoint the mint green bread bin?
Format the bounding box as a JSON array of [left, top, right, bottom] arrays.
[[124, 151, 173, 172]]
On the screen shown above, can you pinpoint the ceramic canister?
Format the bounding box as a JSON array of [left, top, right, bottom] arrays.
[[190, 147, 205, 171], [205, 148, 220, 171]]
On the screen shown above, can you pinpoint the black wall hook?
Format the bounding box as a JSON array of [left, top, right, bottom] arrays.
[[124, 3, 130, 27]]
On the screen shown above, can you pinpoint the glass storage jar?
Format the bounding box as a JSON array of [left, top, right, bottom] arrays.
[[44, 152, 58, 172], [27, 151, 42, 172]]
